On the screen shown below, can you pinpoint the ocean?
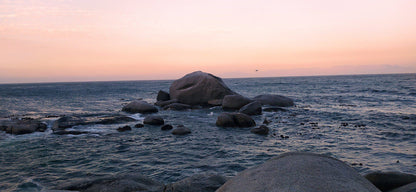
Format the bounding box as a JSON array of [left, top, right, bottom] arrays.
[[0, 73, 415, 191]]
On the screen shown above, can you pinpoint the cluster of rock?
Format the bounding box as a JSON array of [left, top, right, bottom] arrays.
[[0, 118, 47, 135], [54, 152, 416, 192], [121, 71, 295, 136]]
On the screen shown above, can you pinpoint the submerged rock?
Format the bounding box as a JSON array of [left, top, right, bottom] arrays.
[[239, 101, 262, 115], [253, 94, 294, 107], [117, 125, 132, 132], [52, 116, 85, 131], [122, 100, 158, 114], [52, 115, 136, 131], [143, 115, 164, 125], [165, 174, 227, 192], [364, 171, 416, 191], [216, 113, 256, 128], [134, 123, 144, 128], [217, 152, 380, 192], [161, 124, 173, 130], [155, 99, 179, 107], [163, 103, 192, 111], [60, 174, 164, 192], [222, 95, 252, 110], [0, 119, 47, 135], [172, 125, 191, 135], [156, 90, 170, 101], [53, 130, 89, 135], [250, 125, 269, 135], [169, 71, 235, 105]]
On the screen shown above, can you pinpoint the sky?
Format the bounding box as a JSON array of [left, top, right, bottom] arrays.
[[0, 0, 415, 83]]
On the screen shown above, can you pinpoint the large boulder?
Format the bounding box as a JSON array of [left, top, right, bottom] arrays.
[[253, 94, 294, 107], [364, 171, 416, 191], [59, 174, 164, 192], [0, 119, 47, 135], [122, 100, 158, 114], [217, 152, 381, 192], [222, 95, 252, 110], [169, 71, 235, 105], [239, 101, 262, 115], [216, 113, 256, 128], [143, 115, 164, 125], [165, 174, 227, 192]]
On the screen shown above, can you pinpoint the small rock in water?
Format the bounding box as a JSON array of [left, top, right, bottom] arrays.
[[156, 90, 170, 101], [143, 115, 164, 125], [263, 118, 271, 125], [172, 125, 191, 135], [250, 125, 269, 135], [117, 126, 132, 132], [161, 124, 173, 131], [341, 122, 348, 127], [134, 123, 144, 128], [280, 135, 289, 139]]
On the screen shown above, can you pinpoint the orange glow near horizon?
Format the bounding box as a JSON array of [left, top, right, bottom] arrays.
[[1, 0, 415, 83]]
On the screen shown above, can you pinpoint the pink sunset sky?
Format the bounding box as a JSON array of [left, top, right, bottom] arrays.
[[1, 0, 415, 83]]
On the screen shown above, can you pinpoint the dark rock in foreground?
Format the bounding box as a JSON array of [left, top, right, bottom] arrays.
[[253, 94, 294, 107], [169, 71, 235, 105], [0, 119, 47, 135], [216, 113, 256, 128], [117, 125, 132, 132], [222, 95, 252, 110], [239, 101, 262, 115], [389, 182, 416, 192], [172, 125, 191, 135], [250, 125, 269, 135], [60, 174, 164, 192], [156, 90, 170, 101], [165, 173, 227, 192], [143, 115, 164, 125], [364, 171, 416, 191], [122, 100, 158, 114], [217, 152, 380, 192]]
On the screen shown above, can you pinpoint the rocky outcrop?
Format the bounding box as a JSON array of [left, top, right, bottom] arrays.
[[217, 152, 381, 192], [221, 95, 252, 110], [364, 171, 416, 192], [172, 125, 191, 135], [0, 119, 47, 135], [253, 94, 294, 107], [165, 174, 227, 192], [239, 101, 262, 115], [157, 90, 170, 101], [216, 113, 256, 128], [59, 174, 164, 192], [122, 100, 158, 114], [169, 71, 235, 105], [143, 115, 164, 125], [52, 115, 136, 131], [250, 125, 269, 135]]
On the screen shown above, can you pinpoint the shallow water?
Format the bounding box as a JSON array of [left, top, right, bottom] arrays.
[[0, 74, 415, 191]]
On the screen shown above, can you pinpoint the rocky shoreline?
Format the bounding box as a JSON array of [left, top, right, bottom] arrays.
[[1, 71, 415, 192]]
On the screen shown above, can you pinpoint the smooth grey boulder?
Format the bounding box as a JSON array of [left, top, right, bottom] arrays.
[[389, 182, 416, 192], [216, 113, 256, 128], [60, 174, 164, 192], [365, 171, 416, 192], [169, 71, 235, 105], [165, 174, 227, 192], [143, 115, 164, 125], [253, 94, 294, 107], [0, 119, 47, 135], [250, 125, 269, 135], [217, 152, 381, 192], [172, 125, 191, 135], [222, 95, 252, 110], [239, 101, 262, 115], [122, 100, 158, 114], [156, 90, 170, 101], [163, 103, 192, 111]]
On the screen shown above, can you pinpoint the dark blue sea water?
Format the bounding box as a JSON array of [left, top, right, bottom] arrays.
[[0, 74, 415, 191]]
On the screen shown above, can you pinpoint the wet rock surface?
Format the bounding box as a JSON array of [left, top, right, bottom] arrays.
[[216, 113, 256, 128], [122, 100, 158, 114]]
